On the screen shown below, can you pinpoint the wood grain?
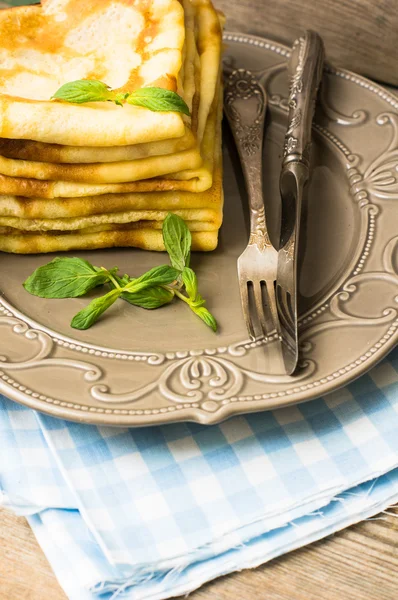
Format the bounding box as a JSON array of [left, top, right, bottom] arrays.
[[1, 506, 398, 600], [216, 0, 398, 86]]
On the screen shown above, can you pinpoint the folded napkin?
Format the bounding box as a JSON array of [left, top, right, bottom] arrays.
[[1, 347, 397, 599]]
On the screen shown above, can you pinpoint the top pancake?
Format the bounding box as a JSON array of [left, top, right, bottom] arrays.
[[0, 0, 188, 146], [0, 0, 223, 196]]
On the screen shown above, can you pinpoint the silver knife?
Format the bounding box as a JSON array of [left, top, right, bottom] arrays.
[[276, 30, 325, 374]]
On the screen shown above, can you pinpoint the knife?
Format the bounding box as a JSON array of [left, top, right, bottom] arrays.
[[276, 30, 325, 374]]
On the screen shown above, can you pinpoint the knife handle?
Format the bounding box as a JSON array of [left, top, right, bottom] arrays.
[[282, 30, 325, 172]]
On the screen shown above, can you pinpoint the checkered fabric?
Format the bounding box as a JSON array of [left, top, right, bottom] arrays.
[[1, 347, 398, 599], [27, 470, 398, 600]]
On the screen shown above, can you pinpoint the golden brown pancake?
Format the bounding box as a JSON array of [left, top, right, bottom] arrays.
[[0, 0, 198, 162], [0, 227, 219, 253], [0, 0, 222, 194], [0, 129, 197, 164], [0, 0, 190, 146]]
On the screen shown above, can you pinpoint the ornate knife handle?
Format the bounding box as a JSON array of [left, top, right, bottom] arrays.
[[282, 30, 325, 171]]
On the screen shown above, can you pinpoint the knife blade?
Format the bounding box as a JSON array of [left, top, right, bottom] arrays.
[[276, 30, 325, 375]]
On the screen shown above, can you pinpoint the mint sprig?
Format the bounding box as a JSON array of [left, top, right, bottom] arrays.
[[23, 214, 217, 332], [51, 80, 190, 115]]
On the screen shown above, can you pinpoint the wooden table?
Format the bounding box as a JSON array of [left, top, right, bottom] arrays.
[[1, 1, 398, 598], [1, 506, 398, 599]]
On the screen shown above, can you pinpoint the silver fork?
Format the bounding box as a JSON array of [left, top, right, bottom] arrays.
[[224, 68, 285, 373]]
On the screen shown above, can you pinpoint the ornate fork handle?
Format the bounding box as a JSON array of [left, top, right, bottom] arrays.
[[224, 69, 272, 250]]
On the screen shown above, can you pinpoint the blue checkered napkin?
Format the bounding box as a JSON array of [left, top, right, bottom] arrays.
[[28, 470, 398, 600], [35, 352, 398, 570], [1, 346, 398, 600], [0, 399, 75, 514]]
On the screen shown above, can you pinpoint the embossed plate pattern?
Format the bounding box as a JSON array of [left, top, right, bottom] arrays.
[[0, 33, 397, 425]]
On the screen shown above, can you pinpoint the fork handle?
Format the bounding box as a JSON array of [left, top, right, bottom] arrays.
[[224, 69, 271, 245], [282, 30, 325, 173]]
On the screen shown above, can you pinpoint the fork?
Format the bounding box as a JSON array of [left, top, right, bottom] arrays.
[[224, 68, 285, 373]]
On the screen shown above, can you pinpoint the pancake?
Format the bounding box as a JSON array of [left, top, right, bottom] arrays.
[[0, 219, 220, 234], [0, 0, 190, 146], [0, 0, 222, 192], [0, 146, 204, 184], [0, 0, 198, 163], [0, 207, 222, 232], [0, 0, 200, 182], [0, 1, 224, 166], [0, 167, 222, 218], [0, 227, 219, 253], [0, 128, 197, 164]]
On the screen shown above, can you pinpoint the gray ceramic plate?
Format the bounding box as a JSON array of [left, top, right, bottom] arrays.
[[0, 33, 397, 426]]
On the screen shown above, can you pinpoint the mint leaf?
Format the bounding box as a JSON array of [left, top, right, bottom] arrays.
[[124, 265, 179, 293], [23, 257, 113, 298], [71, 289, 121, 330], [182, 267, 198, 301], [162, 213, 191, 271], [52, 80, 113, 104], [191, 306, 217, 332], [180, 267, 216, 331], [127, 88, 190, 115], [121, 286, 174, 309], [177, 266, 216, 331]]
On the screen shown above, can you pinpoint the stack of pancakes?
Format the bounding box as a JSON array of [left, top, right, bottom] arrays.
[[0, 0, 223, 254]]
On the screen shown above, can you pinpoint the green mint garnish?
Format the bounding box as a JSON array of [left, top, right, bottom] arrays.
[[52, 80, 190, 115], [23, 215, 217, 332]]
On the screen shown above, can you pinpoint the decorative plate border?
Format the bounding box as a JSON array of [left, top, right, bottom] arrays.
[[0, 32, 397, 425]]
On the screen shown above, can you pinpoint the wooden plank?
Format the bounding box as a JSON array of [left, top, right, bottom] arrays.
[[0, 509, 66, 600], [1, 506, 397, 600], [216, 0, 398, 86]]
